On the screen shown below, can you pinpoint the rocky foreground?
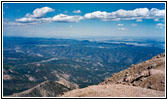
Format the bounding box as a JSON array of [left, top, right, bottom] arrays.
[[62, 84, 164, 97], [100, 53, 165, 91], [61, 53, 165, 97]]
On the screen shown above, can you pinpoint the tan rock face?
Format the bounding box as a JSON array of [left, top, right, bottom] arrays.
[[100, 53, 165, 91], [62, 84, 165, 97], [150, 69, 164, 75]]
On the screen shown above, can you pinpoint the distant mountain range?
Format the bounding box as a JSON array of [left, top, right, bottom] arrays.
[[3, 37, 165, 96]]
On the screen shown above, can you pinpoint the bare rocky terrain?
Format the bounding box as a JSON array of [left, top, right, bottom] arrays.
[[100, 53, 165, 91], [61, 53, 165, 97], [62, 84, 165, 97]]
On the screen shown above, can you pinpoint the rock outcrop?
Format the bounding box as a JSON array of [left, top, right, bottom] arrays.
[[61, 53, 165, 97], [100, 53, 165, 91]]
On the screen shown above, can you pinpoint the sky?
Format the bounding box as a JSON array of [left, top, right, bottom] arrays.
[[3, 3, 165, 38]]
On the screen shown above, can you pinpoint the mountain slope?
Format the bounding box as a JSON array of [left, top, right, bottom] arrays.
[[100, 53, 165, 91], [62, 84, 164, 97], [61, 53, 165, 97], [10, 81, 71, 97]]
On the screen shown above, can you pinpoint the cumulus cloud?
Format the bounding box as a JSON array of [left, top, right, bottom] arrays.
[[15, 7, 54, 23], [84, 8, 165, 21], [117, 24, 124, 26], [26, 7, 54, 18], [131, 23, 137, 26], [15, 7, 83, 23], [73, 10, 81, 13], [156, 23, 165, 28], [14, 7, 165, 25], [84, 11, 109, 19], [16, 14, 83, 23]]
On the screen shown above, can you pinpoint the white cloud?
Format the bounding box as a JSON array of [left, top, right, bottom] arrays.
[[14, 7, 165, 24], [84, 11, 109, 19], [156, 23, 165, 28], [73, 10, 81, 13], [150, 8, 165, 17], [84, 8, 165, 21], [118, 27, 126, 30], [15, 6, 83, 23], [15, 17, 38, 22], [15, 7, 55, 23], [131, 23, 137, 26], [117, 24, 124, 26], [49, 14, 83, 23], [16, 14, 83, 23], [26, 7, 54, 18]]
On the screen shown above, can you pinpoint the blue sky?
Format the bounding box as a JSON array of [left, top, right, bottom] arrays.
[[3, 3, 165, 38]]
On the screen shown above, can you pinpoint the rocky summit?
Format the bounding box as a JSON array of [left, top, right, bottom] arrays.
[[100, 53, 165, 91], [61, 53, 165, 97]]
